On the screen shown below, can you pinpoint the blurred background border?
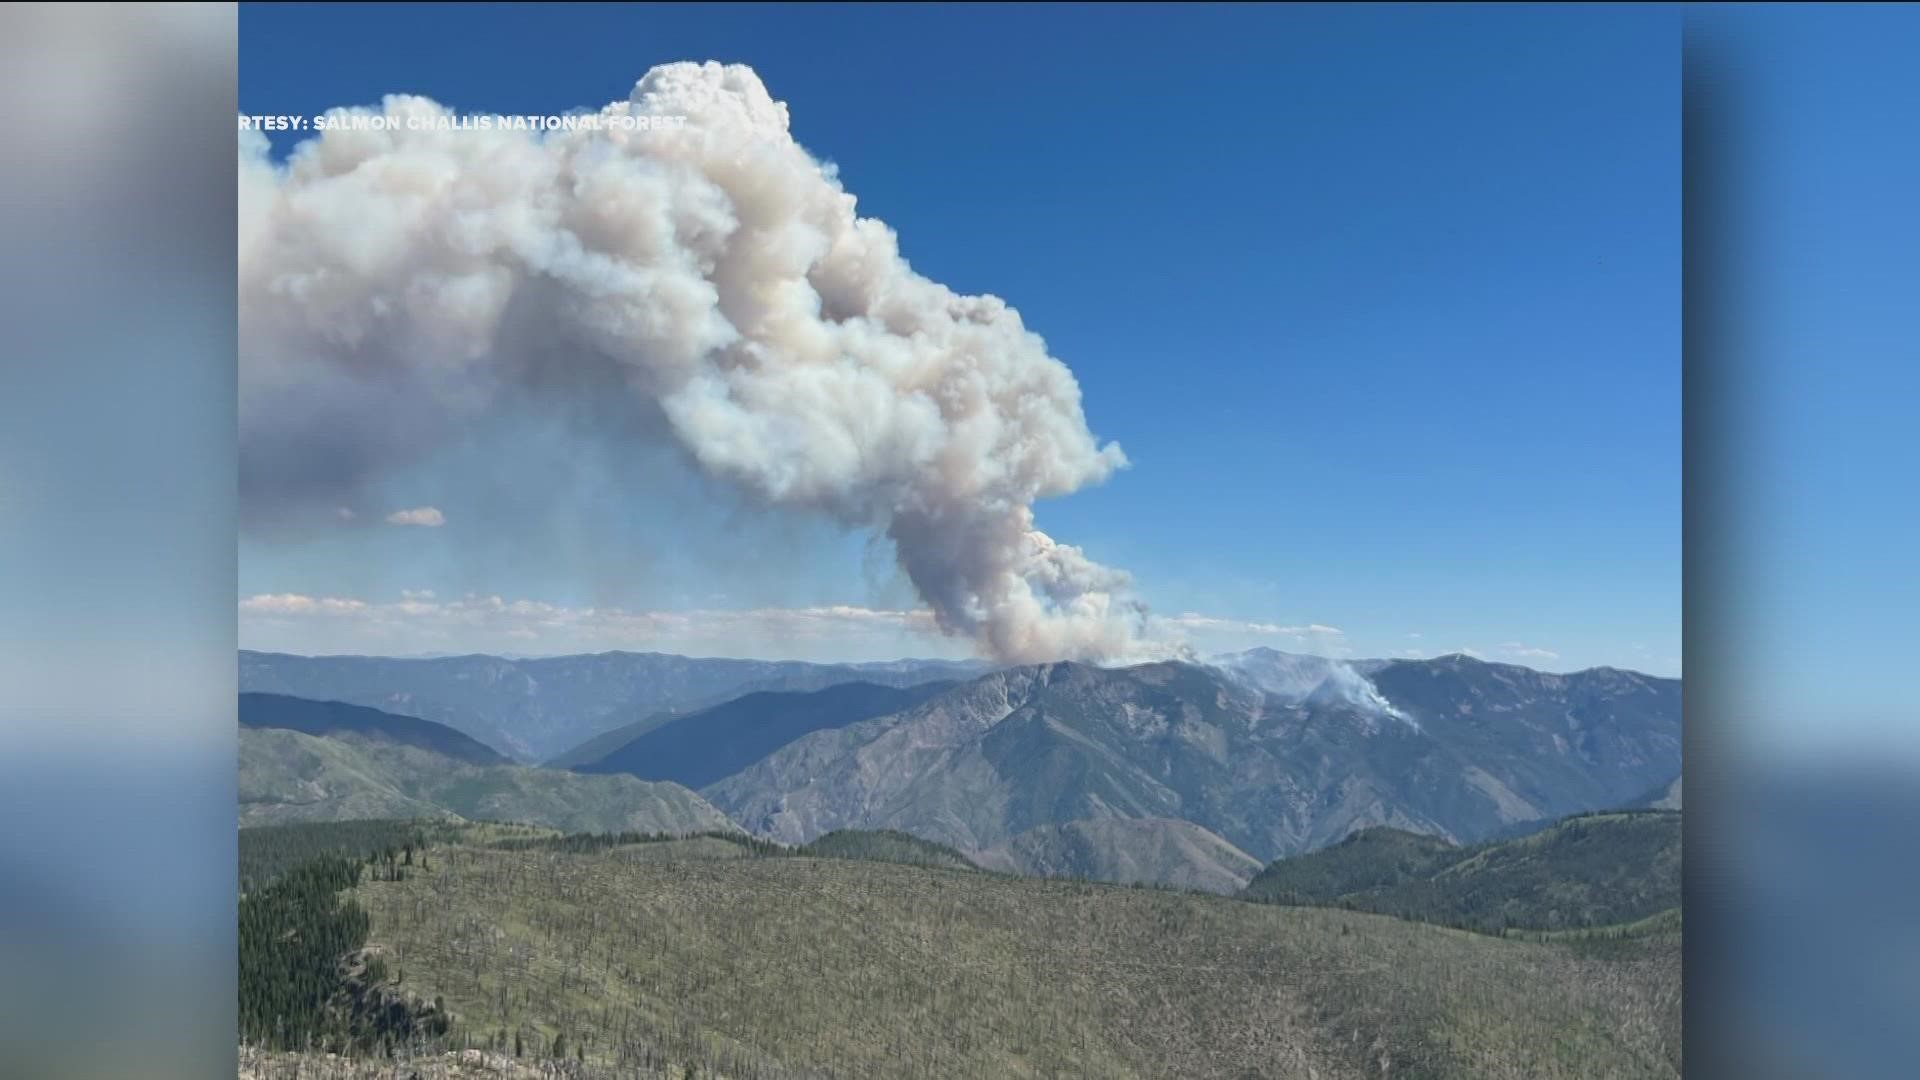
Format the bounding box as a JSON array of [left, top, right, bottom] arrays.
[[0, 4, 1914, 1078]]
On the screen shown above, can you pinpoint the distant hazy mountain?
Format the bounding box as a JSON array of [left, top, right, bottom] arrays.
[[238, 702, 736, 835], [240, 692, 507, 765], [972, 817, 1264, 894], [541, 707, 687, 769], [564, 680, 958, 788], [705, 654, 1680, 882], [239, 649, 989, 762], [1242, 809, 1682, 933]]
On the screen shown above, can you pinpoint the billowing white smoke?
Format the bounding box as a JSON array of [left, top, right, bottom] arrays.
[[240, 62, 1153, 664], [1313, 662, 1417, 728], [1211, 649, 1417, 729]]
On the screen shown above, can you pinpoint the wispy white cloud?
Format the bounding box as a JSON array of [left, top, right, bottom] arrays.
[[1496, 642, 1560, 661], [1161, 614, 1345, 639], [1162, 614, 1281, 634], [243, 592, 936, 633], [384, 506, 445, 527], [239, 591, 946, 656], [238, 593, 370, 617], [238, 591, 1324, 663], [1155, 615, 1352, 658]]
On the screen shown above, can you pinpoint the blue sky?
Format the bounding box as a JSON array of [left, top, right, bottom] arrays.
[[1686, 5, 1920, 755], [239, 3, 1679, 672]]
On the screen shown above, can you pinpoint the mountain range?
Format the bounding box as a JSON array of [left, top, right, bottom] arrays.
[[239, 649, 989, 761], [239, 695, 734, 835], [241, 692, 507, 765], [237, 647, 1679, 891], [704, 656, 1679, 869]]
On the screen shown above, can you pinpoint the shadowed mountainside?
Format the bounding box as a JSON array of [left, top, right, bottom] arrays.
[[241, 692, 508, 765], [565, 680, 957, 789]]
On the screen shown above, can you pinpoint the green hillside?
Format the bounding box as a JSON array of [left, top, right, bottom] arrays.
[[239, 726, 736, 836], [798, 828, 978, 871], [1244, 810, 1681, 933], [1240, 826, 1460, 903], [972, 817, 1264, 894], [247, 830, 1679, 1079], [241, 692, 509, 764], [240, 820, 975, 893], [239, 819, 557, 892]]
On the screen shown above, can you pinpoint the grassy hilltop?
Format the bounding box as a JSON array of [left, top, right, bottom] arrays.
[[240, 822, 1678, 1080]]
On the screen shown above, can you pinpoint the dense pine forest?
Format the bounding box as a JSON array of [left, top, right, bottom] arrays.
[[241, 819, 465, 891], [238, 854, 373, 1050]]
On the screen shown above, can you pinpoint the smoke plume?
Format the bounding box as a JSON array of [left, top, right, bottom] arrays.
[[240, 62, 1148, 663], [1211, 648, 1418, 729]]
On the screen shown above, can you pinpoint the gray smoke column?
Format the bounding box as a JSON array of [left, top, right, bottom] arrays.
[[240, 61, 1150, 663]]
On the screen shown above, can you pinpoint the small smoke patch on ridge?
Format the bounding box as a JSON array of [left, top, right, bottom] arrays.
[[1211, 649, 1419, 730]]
